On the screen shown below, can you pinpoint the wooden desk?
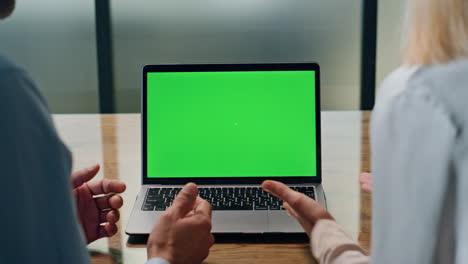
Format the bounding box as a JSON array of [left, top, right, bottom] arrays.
[[53, 111, 371, 264]]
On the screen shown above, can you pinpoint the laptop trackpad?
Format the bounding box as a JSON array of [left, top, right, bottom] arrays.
[[268, 210, 304, 233], [212, 211, 268, 233]]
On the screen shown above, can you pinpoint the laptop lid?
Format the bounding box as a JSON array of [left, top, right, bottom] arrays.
[[142, 63, 321, 185]]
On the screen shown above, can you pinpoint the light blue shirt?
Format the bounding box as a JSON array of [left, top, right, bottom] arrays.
[[370, 60, 468, 263], [147, 258, 171, 264]]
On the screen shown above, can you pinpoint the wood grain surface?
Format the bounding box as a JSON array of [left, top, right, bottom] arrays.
[[358, 111, 372, 252]]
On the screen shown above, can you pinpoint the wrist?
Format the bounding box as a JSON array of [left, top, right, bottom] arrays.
[[319, 207, 334, 219], [147, 257, 172, 264], [148, 248, 174, 264], [312, 210, 334, 227]]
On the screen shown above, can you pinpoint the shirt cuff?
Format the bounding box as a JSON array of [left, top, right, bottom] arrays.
[[146, 257, 171, 264], [310, 219, 368, 263]]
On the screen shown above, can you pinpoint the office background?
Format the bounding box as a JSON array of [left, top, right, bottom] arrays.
[[0, 0, 403, 113]]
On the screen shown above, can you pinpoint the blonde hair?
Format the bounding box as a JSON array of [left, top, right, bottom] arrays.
[[402, 0, 468, 65]]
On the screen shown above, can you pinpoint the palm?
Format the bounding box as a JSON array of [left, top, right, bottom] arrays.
[[74, 183, 102, 243], [71, 164, 126, 244]]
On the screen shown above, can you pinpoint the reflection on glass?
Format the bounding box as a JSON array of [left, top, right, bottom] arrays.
[[112, 0, 362, 112], [0, 0, 99, 113]]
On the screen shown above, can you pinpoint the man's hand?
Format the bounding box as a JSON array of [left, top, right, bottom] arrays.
[[262, 180, 334, 235], [147, 183, 214, 264], [71, 164, 126, 244], [359, 172, 373, 193]]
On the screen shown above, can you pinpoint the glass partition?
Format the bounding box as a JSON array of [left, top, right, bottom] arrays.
[[0, 0, 99, 113], [111, 0, 363, 112], [376, 0, 406, 92]]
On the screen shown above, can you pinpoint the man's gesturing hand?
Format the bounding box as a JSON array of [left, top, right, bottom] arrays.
[[71, 164, 127, 244], [148, 183, 214, 264], [262, 180, 334, 235]]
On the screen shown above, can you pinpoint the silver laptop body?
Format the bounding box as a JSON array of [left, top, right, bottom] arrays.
[[126, 63, 326, 235]]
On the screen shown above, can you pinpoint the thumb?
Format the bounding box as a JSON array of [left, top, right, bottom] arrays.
[[168, 183, 198, 220], [71, 164, 100, 188], [262, 180, 327, 222]]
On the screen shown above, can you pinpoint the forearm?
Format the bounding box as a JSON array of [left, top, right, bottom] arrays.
[[311, 220, 369, 264]]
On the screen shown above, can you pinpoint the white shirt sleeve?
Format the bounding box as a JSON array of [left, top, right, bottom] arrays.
[[310, 220, 369, 264], [146, 257, 171, 264]]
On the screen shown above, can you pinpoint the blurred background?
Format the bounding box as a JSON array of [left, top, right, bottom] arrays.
[[0, 0, 403, 113]]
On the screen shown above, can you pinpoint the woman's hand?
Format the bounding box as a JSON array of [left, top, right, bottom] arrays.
[[359, 172, 373, 194], [262, 180, 334, 235]]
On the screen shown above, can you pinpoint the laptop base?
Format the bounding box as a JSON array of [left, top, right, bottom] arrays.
[[126, 184, 326, 235]]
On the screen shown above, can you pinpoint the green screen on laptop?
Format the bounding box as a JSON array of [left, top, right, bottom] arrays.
[[147, 70, 317, 178]]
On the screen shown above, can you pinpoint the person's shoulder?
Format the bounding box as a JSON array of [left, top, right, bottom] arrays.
[[378, 60, 468, 108], [0, 54, 34, 93], [0, 54, 30, 89], [373, 60, 468, 133], [376, 65, 420, 105], [0, 54, 24, 73], [406, 59, 468, 122], [409, 59, 468, 93], [0, 54, 47, 108]]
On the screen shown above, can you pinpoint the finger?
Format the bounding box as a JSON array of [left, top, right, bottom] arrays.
[[361, 183, 372, 194], [200, 234, 215, 261], [95, 194, 123, 210], [360, 173, 373, 193], [87, 178, 126, 196], [283, 201, 299, 218], [184, 211, 195, 218], [167, 183, 198, 220], [262, 180, 309, 206], [359, 172, 371, 184], [194, 198, 212, 218], [98, 223, 118, 238], [194, 196, 205, 208], [262, 180, 320, 221], [71, 164, 100, 188], [208, 234, 215, 246], [186, 213, 212, 232], [100, 210, 120, 223], [184, 197, 204, 217], [284, 202, 313, 234]]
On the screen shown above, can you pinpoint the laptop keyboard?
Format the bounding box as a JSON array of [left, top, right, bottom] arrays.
[[142, 186, 316, 211]]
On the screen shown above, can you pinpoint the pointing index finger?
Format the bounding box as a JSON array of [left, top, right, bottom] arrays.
[[262, 180, 299, 203], [262, 180, 312, 214], [262, 180, 332, 224], [168, 183, 198, 220]]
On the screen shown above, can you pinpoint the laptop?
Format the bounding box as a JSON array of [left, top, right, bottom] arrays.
[[126, 63, 326, 235]]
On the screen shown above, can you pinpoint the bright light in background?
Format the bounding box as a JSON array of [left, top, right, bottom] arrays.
[[112, 0, 362, 112], [0, 0, 99, 113], [0, 0, 364, 112], [206, 0, 280, 13], [4, 0, 92, 20], [116, 0, 285, 22]]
